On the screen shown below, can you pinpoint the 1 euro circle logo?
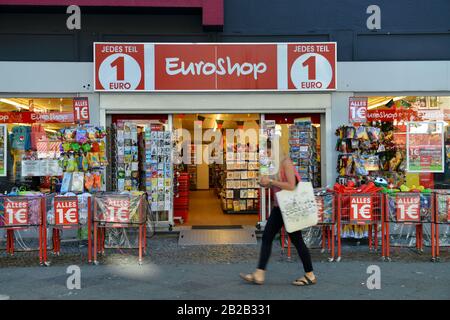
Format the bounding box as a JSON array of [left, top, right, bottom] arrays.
[[96, 44, 145, 91], [288, 43, 336, 90]]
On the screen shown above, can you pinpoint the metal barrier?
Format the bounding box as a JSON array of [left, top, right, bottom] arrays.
[[382, 192, 433, 261], [283, 191, 336, 261], [0, 195, 45, 265], [433, 190, 450, 262], [92, 192, 147, 265], [336, 193, 383, 262], [44, 194, 92, 265]]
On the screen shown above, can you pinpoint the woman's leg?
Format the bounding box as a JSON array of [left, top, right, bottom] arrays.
[[257, 207, 284, 270], [288, 230, 314, 273]]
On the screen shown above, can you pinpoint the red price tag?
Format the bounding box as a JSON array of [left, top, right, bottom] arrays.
[[315, 196, 324, 224], [104, 198, 130, 223], [4, 199, 29, 226], [396, 195, 420, 222], [54, 197, 79, 225], [349, 97, 368, 124], [350, 196, 372, 224], [73, 97, 90, 124]]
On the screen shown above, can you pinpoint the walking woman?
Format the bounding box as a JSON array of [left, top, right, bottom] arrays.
[[240, 141, 316, 286]]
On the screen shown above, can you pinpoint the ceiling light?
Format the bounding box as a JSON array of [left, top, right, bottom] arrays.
[[0, 98, 30, 110]]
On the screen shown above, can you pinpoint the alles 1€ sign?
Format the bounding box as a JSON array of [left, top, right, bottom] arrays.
[[94, 42, 337, 91]]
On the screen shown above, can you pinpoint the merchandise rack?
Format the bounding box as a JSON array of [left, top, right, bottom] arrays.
[[222, 145, 260, 215], [289, 120, 321, 187]]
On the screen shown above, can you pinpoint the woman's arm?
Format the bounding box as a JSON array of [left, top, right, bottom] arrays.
[[270, 159, 297, 191]]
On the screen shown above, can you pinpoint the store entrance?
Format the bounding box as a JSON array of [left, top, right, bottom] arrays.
[[108, 112, 324, 229], [173, 114, 260, 227]]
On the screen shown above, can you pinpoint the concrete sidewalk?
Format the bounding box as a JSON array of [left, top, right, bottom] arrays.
[[0, 260, 449, 300]]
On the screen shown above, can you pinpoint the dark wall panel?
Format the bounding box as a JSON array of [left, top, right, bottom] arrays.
[[0, 34, 76, 61], [100, 34, 212, 43], [0, 1, 450, 61], [219, 35, 330, 43], [356, 33, 450, 61]]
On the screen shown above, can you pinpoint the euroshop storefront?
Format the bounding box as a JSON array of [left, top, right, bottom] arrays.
[[96, 42, 336, 229], [1, 60, 449, 233]]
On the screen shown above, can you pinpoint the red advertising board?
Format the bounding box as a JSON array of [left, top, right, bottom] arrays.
[[103, 197, 130, 224], [73, 97, 90, 124], [350, 196, 372, 224], [396, 195, 420, 222], [94, 42, 337, 91], [54, 197, 79, 225], [4, 199, 29, 226], [0, 112, 74, 124], [348, 97, 368, 123]]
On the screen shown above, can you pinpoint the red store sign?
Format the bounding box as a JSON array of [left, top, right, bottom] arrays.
[[0, 112, 74, 124], [94, 42, 337, 92]]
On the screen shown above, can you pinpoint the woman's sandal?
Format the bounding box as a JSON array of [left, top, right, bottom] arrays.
[[292, 275, 317, 286], [239, 273, 264, 285]]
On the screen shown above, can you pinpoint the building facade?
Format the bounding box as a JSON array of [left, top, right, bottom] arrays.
[[0, 0, 449, 228]]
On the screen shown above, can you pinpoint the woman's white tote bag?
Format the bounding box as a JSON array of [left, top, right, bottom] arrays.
[[275, 181, 319, 233]]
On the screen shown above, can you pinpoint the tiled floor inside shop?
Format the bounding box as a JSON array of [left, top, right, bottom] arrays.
[[184, 190, 259, 226]]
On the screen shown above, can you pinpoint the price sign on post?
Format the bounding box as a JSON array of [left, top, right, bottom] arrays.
[[4, 199, 29, 226], [349, 97, 368, 123], [350, 196, 372, 224], [54, 197, 79, 225], [104, 197, 130, 223], [396, 195, 420, 222], [73, 97, 90, 124]]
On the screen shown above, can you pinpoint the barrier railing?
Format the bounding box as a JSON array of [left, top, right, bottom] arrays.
[[336, 193, 383, 262], [433, 190, 450, 262], [0, 195, 45, 265], [283, 191, 336, 261], [44, 194, 92, 265], [92, 192, 148, 265], [382, 192, 433, 261]]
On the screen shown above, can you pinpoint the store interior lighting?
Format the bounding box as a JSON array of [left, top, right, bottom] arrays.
[[0, 98, 30, 110], [368, 96, 407, 110]]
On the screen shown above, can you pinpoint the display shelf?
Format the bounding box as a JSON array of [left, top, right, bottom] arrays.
[[221, 140, 260, 214], [188, 144, 197, 190], [289, 119, 321, 187]]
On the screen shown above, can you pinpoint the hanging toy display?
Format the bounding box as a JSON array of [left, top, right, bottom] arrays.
[[58, 125, 108, 193]]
